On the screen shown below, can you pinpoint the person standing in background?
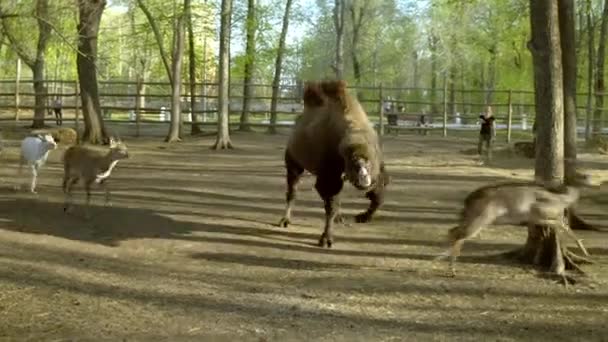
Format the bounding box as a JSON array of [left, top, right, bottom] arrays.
[[478, 105, 496, 162]]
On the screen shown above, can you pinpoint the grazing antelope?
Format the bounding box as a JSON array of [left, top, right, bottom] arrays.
[[62, 137, 129, 217], [439, 178, 596, 276], [18, 133, 58, 193]]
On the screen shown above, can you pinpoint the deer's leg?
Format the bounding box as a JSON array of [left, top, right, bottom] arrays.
[[100, 180, 112, 207], [446, 206, 495, 276], [278, 152, 304, 228], [315, 173, 344, 248], [29, 164, 38, 194], [63, 177, 79, 213], [83, 179, 94, 219]]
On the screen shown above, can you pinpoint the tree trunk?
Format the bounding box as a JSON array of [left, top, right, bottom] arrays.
[[585, 0, 594, 141], [165, 2, 187, 143], [429, 33, 439, 114], [212, 0, 233, 149], [267, 0, 293, 135], [485, 44, 498, 105], [32, 60, 47, 128], [77, 0, 108, 144], [333, 0, 345, 79], [559, 0, 578, 184], [187, 0, 201, 135], [240, 0, 256, 132], [1, 0, 51, 129], [519, 0, 586, 281], [448, 67, 457, 118], [592, 0, 608, 134], [349, 1, 367, 89]]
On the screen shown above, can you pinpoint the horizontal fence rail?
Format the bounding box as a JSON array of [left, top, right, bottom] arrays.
[[0, 79, 606, 141]]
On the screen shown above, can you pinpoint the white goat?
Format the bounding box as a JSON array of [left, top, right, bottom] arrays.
[[18, 133, 58, 193]]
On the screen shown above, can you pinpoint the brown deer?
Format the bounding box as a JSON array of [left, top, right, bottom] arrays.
[[439, 177, 597, 276], [62, 137, 129, 218]]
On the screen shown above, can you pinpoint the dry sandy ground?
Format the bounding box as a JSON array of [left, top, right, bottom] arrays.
[[0, 128, 607, 341]]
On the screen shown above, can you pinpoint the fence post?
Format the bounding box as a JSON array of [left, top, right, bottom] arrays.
[[442, 74, 448, 137], [14, 58, 21, 121], [74, 81, 80, 134], [507, 89, 513, 143], [378, 83, 384, 137]]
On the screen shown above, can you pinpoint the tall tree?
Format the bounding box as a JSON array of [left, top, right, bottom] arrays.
[[267, 0, 294, 134], [212, 0, 233, 149], [333, 0, 345, 79], [239, 0, 256, 132], [77, 0, 109, 144], [519, 0, 587, 280], [592, 0, 608, 134], [349, 1, 369, 88], [187, 0, 201, 135], [585, 0, 595, 141], [558, 0, 577, 183], [0, 0, 51, 128], [137, 0, 187, 142]]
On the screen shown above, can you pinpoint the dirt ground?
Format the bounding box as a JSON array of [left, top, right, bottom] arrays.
[[0, 127, 607, 341]]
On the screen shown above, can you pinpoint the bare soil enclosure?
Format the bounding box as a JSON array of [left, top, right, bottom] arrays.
[[0, 128, 607, 341]]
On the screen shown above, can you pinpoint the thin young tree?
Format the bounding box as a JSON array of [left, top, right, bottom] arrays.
[[333, 0, 345, 79], [349, 1, 369, 88], [77, 0, 109, 144], [559, 0, 577, 183], [0, 0, 51, 129], [267, 0, 294, 134], [187, 0, 201, 135], [137, 0, 187, 142], [212, 0, 233, 149], [239, 0, 256, 132], [592, 0, 608, 134]]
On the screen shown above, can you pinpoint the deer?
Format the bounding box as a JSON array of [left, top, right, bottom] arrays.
[[438, 174, 599, 276], [62, 137, 129, 218], [18, 133, 58, 193]]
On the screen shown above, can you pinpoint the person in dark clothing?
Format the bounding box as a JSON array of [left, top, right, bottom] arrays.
[[478, 106, 495, 161], [53, 97, 63, 126]]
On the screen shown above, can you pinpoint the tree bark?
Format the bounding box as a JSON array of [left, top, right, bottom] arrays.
[[212, 0, 233, 149], [187, 0, 201, 135], [485, 44, 498, 105], [585, 0, 594, 141], [165, 1, 187, 143], [333, 0, 345, 79], [240, 0, 256, 132], [519, 0, 587, 281], [592, 0, 608, 134], [559, 0, 578, 184], [267, 0, 293, 135], [529, 0, 564, 185], [429, 33, 439, 115], [77, 0, 108, 144], [349, 1, 368, 89]]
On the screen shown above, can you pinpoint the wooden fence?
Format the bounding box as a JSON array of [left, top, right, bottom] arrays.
[[0, 79, 605, 141]]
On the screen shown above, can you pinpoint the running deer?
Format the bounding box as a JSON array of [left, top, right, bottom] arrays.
[[62, 137, 129, 217], [439, 177, 596, 276], [18, 133, 58, 193]]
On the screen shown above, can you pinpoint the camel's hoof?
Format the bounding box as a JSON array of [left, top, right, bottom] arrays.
[[278, 217, 290, 228]]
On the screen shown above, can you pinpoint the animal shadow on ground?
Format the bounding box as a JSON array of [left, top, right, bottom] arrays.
[[0, 196, 525, 269]]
